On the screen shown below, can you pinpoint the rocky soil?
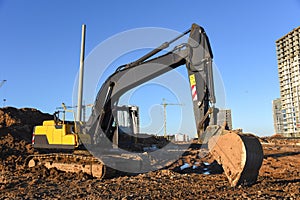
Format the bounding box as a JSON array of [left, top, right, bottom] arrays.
[[0, 107, 299, 199], [0, 107, 52, 142]]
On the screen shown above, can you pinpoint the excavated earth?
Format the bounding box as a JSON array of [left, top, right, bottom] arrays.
[[0, 107, 300, 199]]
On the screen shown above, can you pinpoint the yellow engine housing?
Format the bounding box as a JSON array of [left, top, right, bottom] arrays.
[[33, 120, 79, 149]]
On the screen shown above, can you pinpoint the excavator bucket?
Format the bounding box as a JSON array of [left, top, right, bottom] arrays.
[[208, 131, 263, 186]]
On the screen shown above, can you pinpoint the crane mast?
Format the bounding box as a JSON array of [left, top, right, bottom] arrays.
[[0, 80, 7, 106], [161, 98, 183, 138], [0, 80, 7, 88]]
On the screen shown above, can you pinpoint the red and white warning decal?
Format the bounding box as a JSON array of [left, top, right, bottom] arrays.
[[189, 74, 198, 101], [191, 85, 198, 101], [32, 133, 35, 144]]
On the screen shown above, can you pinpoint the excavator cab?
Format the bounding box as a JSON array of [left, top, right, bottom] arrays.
[[92, 105, 140, 149]]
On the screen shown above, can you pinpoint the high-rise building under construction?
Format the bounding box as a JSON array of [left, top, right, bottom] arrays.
[[275, 26, 300, 137]]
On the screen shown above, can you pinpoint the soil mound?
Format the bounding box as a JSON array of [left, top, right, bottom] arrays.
[[0, 107, 52, 171], [0, 107, 52, 142], [0, 134, 34, 171]]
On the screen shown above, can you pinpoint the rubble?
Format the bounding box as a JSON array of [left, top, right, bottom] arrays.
[[0, 107, 53, 142]]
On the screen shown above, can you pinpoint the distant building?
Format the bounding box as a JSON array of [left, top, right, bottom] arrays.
[[276, 26, 300, 137], [272, 98, 284, 134], [174, 133, 189, 142]]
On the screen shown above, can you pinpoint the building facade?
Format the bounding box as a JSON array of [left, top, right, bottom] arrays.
[[174, 133, 189, 142], [276, 26, 300, 137], [272, 98, 284, 134]]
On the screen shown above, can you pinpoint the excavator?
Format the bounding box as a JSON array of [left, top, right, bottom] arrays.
[[27, 23, 263, 186]]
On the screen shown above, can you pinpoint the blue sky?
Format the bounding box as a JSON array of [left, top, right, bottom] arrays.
[[0, 0, 300, 136]]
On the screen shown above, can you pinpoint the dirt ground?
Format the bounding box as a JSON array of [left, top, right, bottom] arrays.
[[0, 107, 299, 199]]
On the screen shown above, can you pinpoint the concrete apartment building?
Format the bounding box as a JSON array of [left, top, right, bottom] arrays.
[[272, 98, 284, 134], [275, 26, 300, 137]]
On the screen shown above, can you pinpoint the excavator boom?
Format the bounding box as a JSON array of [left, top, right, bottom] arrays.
[[86, 24, 216, 145]]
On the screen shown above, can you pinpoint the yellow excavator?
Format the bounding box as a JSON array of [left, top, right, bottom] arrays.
[[27, 23, 263, 186]]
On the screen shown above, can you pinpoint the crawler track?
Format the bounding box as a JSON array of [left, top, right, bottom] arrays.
[[25, 152, 117, 179]]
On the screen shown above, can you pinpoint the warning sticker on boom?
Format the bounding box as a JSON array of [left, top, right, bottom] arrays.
[[189, 74, 196, 86], [189, 74, 198, 101]]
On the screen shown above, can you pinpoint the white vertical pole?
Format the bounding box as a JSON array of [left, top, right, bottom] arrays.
[[77, 24, 86, 122]]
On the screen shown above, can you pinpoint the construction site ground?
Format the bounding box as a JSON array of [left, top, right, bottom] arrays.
[[0, 107, 299, 199]]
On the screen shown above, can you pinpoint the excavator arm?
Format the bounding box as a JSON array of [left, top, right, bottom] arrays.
[[86, 23, 215, 144]]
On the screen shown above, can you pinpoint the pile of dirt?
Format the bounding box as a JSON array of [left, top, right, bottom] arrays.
[[270, 133, 284, 138], [0, 134, 34, 171], [0, 107, 52, 171], [0, 107, 53, 142], [261, 134, 300, 145]]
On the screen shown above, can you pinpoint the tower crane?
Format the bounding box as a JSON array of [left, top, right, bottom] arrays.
[[161, 98, 183, 138], [0, 80, 7, 106], [0, 80, 7, 88]]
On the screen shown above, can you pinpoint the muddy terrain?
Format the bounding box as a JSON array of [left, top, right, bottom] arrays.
[[0, 107, 299, 199]]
